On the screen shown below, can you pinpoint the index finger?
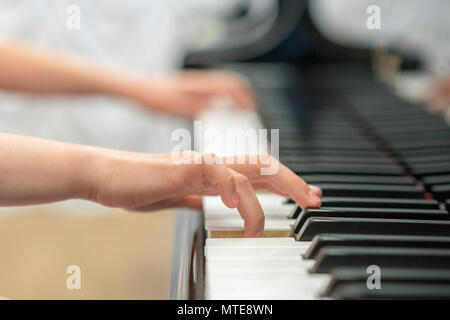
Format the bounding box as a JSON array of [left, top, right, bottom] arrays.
[[224, 155, 322, 209]]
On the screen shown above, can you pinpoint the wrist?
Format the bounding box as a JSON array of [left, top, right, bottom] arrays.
[[100, 71, 159, 103], [72, 146, 112, 203]]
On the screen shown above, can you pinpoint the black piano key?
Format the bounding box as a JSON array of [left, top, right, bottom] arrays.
[[279, 128, 361, 136], [322, 268, 450, 298], [328, 283, 450, 300], [295, 217, 450, 241], [279, 140, 377, 150], [292, 208, 448, 234], [317, 183, 424, 198], [310, 247, 450, 273], [400, 147, 450, 159], [368, 116, 447, 125], [423, 174, 450, 189], [403, 154, 450, 165], [363, 110, 435, 119], [281, 149, 383, 158], [286, 161, 395, 169], [372, 125, 450, 136], [288, 197, 439, 219], [390, 139, 450, 151], [303, 234, 450, 259], [291, 164, 403, 176], [281, 155, 393, 165], [320, 197, 438, 209], [376, 123, 450, 135], [280, 133, 370, 143], [410, 164, 450, 177], [294, 165, 403, 176], [447, 199, 450, 212], [431, 184, 450, 201], [301, 175, 416, 186], [385, 133, 450, 145]]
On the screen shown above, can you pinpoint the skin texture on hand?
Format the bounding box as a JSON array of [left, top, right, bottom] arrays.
[[0, 134, 321, 238], [86, 151, 322, 237], [120, 71, 257, 116], [424, 75, 450, 114]]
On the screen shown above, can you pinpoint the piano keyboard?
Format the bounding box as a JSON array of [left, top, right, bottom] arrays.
[[197, 63, 450, 299]]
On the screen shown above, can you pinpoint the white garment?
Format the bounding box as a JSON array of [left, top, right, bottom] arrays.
[[309, 0, 450, 75], [0, 0, 188, 152]]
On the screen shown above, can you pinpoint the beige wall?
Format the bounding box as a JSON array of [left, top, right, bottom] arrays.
[[0, 206, 174, 299]]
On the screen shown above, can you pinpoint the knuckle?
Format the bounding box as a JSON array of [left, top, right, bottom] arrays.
[[233, 173, 250, 185], [202, 152, 217, 161], [223, 172, 235, 184], [260, 153, 274, 163], [298, 184, 311, 197], [255, 213, 265, 224], [201, 153, 218, 167], [183, 150, 200, 161], [204, 152, 217, 158]]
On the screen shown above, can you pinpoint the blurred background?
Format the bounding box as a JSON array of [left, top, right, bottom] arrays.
[[0, 0, 449, 299]]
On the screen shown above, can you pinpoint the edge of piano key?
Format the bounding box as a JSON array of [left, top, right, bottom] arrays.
[[208, 229, 291, 238]]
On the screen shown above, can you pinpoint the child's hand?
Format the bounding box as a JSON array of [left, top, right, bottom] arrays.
[[424, 75, 450, 114], [88, 151, 322, 237], [124, 71, 256, 116], [0, 133, 321, 238]]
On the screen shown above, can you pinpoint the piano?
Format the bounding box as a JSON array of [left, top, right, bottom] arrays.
[[170, 62, 450, 300]]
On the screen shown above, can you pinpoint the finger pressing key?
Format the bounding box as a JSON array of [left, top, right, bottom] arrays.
[[232, 171, 264, 237], [201, 154, 265, 237], [201, 153, 237, 209]]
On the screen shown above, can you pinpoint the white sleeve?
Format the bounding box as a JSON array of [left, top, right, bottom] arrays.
[[308, 0, 420, 49], [308, 0, 450, 74]]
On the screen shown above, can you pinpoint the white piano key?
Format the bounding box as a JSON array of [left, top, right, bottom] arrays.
[[205, 245, 307, 258], [206, 266, 311, 279], [207, 291, 319, 300], [207, 269, 312, 279], [203, 193, 288, 208], [205, 218, 294, 231], [206, 265, 309, 276], [206, 257, 315, 270], [206, 277, 329, 300], [205, 211, 288, 220], [206, 269, 329, 280], [206, 210, 293, 219], [203, 194, 293, 218], [207, 288, 322, 300], [205, 237, 298, 247], [207, 283, 326, 297], [207, 274, 330, 291]]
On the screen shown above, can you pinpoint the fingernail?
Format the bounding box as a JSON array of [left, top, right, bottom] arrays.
[[309, 189, 321, 205], [231, 193, 239, 207]]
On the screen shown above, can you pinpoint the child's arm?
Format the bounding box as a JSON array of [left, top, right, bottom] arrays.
[[0, 40, 255, 115], [0, 133, 321, 237]]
